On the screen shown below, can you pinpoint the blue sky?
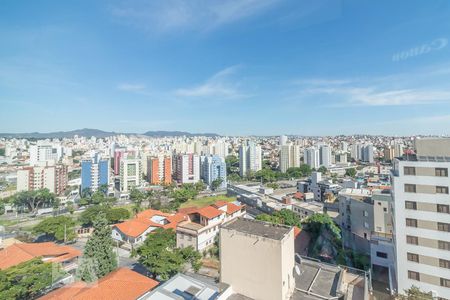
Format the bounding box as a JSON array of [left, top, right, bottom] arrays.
[[1, 0, 450, 136]]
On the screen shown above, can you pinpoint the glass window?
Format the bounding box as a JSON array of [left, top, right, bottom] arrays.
[[438, 222, 450, 232], [405, 201, 417, 210], [376, 252, 388, 258], [408, 271, 420, 281], [439, 241, 450, 251], [440, 278, 450, 288], [406, 218, 418, 227], [404, 184, 416, 193], [436, 186, 449, 194], [436, 168, 448, 177], [407, 253, 419, 263], [437, 204, 450, 214], [439, 259, 450, 269], [404, 167, 416, 175]]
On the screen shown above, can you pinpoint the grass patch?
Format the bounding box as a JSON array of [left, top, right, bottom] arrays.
[[180, 195, 236, 209]]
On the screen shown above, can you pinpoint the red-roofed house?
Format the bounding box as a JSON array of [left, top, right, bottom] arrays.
[[0, 242, 80, 273], [40, 267, 159, 300], [111, 209, 187, 248], [176, 201, 246, 251]]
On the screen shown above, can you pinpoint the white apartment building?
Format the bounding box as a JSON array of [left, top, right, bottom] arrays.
[[239, 141, 262, 177], [279, 144, 301, 173], [120, 157, 142, 192], [175, 153, 200, 184], [392, 138, 450, 298], [29, 144, 62, 166], [176, 201, 246, 252], [319, 144, 332, 168], [304, 147, 320, 169]]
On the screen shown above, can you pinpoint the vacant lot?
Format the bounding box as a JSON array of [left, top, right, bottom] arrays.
[[179, 195, 236, 208]]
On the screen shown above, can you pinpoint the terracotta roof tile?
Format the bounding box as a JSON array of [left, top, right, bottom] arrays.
[[40, 268, 159, 300], [0, 242, 81, 270], [197, 206, 223, 219]]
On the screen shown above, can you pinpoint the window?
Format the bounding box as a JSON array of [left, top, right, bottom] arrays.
[[408, 271, 420, 281], [439, 241, 450, 251], [405, 184, 416, 193], [437, 204, 450, 214], [436, 168, 448, 177], [404, 167, 416, 175], [405, 201, 417, 210], [363, 210, 369, 217], [440, 259, 450, 269], [436, 186, 449, 194], [383, 207, 387, 212], [438, 223, 450, 232], [407, 253, 419, 263], [440, 278, 450, 288], [364, 222, 369, 229], [406, 218, 418, 227], [376, 251, 388, 259]]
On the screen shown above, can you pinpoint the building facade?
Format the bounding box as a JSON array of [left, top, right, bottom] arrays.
[[174, 153, 200, 184], [201, 155, 227, 190], [120, 157, 142, 192], [147, 156, 172, 185], [81, 153, 109, 192]]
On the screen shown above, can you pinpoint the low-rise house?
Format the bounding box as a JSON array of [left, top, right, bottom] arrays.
[[0, 242, 80, 273], [40, 267, 159, 300], [112, 209, 187, 248], [176, 201, 245, 252]]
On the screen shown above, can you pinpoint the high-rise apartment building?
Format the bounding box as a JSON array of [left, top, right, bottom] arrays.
[[304, 147, 320, 169], [81, 154, 109, 192], [147, 156, 172, 185], [120, 156, 142, 192], [319, 144, 332, 168], [279, 144, 301, 173], [384, 146, 395, 162], [392, 138, 450, 298], [17, 164, 68, 195], [239, 141, 262, 177], [29, 144, 62, 166], [201, 155, 227, 189], [175, 153, 200, 184]]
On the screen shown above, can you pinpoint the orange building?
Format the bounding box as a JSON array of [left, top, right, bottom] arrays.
[[147, 156, 172, 185]]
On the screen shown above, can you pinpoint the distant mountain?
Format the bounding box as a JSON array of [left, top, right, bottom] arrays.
[[0, 128, 219, 139], [143, 131, 219, 137]]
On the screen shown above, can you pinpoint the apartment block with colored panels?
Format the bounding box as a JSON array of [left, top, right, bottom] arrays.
[[147, 156, 172, 185]]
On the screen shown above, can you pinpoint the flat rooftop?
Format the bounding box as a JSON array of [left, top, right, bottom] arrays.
[[221, 218, 292, 240]]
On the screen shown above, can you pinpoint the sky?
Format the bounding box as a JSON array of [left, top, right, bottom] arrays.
[[1, 0, 450, 136]]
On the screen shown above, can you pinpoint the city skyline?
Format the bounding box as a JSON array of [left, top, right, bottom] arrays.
[[1, 1, 450, 135]]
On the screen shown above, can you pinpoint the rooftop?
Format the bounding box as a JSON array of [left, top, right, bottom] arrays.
[[40, 268, 159, 300], [0, 242, 81, 270], [141, 273, 229, 300], [221, 218, 292, 241]]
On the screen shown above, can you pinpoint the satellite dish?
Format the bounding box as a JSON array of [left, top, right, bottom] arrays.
[[295, 265, 300, 276]]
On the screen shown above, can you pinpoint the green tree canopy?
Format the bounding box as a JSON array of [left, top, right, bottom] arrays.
[[255, 169, 277, 183], [33, 215, 77, 242], [13, 189, 56, 213], [132, 228, 202, 280], [255, 209, 302, 228], [79, 213, 117, 282], [317, 166, 328, 174], [211, 178, 224, 191], [0, 258, 65, 299], [79, 206, 130, 227], [345, 168, 357, 177], [302, 213, 341, 239], [286, 167, 303, 179], [400, 286, 433, 300], [299, 164, 312, 177]]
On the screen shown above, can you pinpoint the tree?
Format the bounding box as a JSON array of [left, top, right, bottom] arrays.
[[79, 213, 117, 282], [286, 167, 303, 179], [194, 181, 206, 192], [255, 209, 302, 228], [345, 168, 357, 177], [317, 166, 328, 174], [33, 215, 77, 242], [302, 213, 341, 239], [0, 258, 65, 299], [399, 286, 433, 300], [13, 189, 56, 213], [66, 201, 75, 215], [299, 164, 312, 177], [255, 169, 277, 183], [227, 173, 242, 182], [211, 178, 224, 191], [130, 188, 145, 213], [132, 228, 202, 280], [225, 155, 239, 174], [79, 206, 130, 227]]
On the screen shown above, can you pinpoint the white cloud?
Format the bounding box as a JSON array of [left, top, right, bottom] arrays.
[[110, 0, 279, 33], [117, 83, 147, 92], [292, 68, 450, 107], [175, 65, 247, 99]]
